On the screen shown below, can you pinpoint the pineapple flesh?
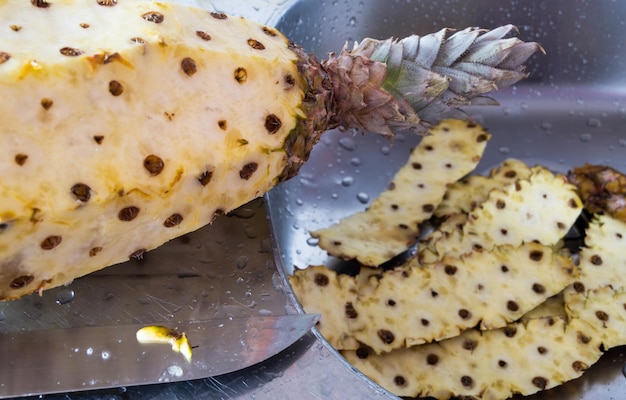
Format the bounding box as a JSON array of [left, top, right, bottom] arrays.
[[0, 0, 541, 300], [0, 0, 305, 299]]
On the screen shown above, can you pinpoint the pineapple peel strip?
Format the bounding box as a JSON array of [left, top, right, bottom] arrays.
[[419, 164, 583, 263], [433, 158, 533, 219], [342, 316, 603, 399], [290, 242, 577, 355], [311, 119, 491, 266]]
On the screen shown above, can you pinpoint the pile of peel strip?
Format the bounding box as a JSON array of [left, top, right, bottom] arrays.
[[341, 213, 626, 399]]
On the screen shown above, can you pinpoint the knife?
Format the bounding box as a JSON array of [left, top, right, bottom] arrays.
[[0, 313, 319, 398]]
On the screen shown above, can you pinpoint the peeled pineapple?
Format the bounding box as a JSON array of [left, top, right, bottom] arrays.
[[0, 0, 541, 299]]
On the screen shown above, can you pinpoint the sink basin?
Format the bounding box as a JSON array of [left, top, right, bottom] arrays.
[[267, 0, 626, 399]]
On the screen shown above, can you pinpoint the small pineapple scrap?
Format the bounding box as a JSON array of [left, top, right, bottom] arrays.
[[136, 325, 192, 363], [311, 119, 490, 266], [568, 164, 626, 223], [420, 166, 583, 262], [434, 158, 532, 219], [290, 242, 576, 354], [343, 316, 602, 399]]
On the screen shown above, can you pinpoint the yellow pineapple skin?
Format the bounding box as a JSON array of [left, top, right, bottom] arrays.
[[0, 0, 304, 299]]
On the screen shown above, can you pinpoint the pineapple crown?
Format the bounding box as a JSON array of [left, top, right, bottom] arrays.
[[324, 24, 543, 137]]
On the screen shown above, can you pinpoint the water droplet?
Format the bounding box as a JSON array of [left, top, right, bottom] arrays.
[[0, 310, 6, 321], [586, 118, 602, 128], [498, 146, 510, 155], [259, 238, 272, 254], [101, 351, 110, 360], [380, 146, 391, 155], [230, 207, 255, 219], [236, 255, 249, 269], [258, 308, 273, 316], [540, 122, 552, 130], [55, 289, 75, 305], [167, 365, 183, 377], [341, 176, 354, 187], [86, 347, 94, 356], [295, 198, 303, 206], [348, 16, 357, 26], [271, 272, 284, 292], [235, 277, 244, 285], [338, 137, 357, 151], [244, 226, 258, 239], [350, 157, 361, 167], [331, 193, 338, 199], [395, 133, 406, 142], [292, 223, 300, 230], [618, 139, 626, 147], [356, 192, 369, 204], [306, 237, 319, 246], [579, 133, 592, 142]]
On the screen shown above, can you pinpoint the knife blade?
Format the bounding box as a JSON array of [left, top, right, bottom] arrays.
[[0, 313, 319, 398]]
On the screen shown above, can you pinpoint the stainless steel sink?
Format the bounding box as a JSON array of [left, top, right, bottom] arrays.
[[267, 0, 626, 399]]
